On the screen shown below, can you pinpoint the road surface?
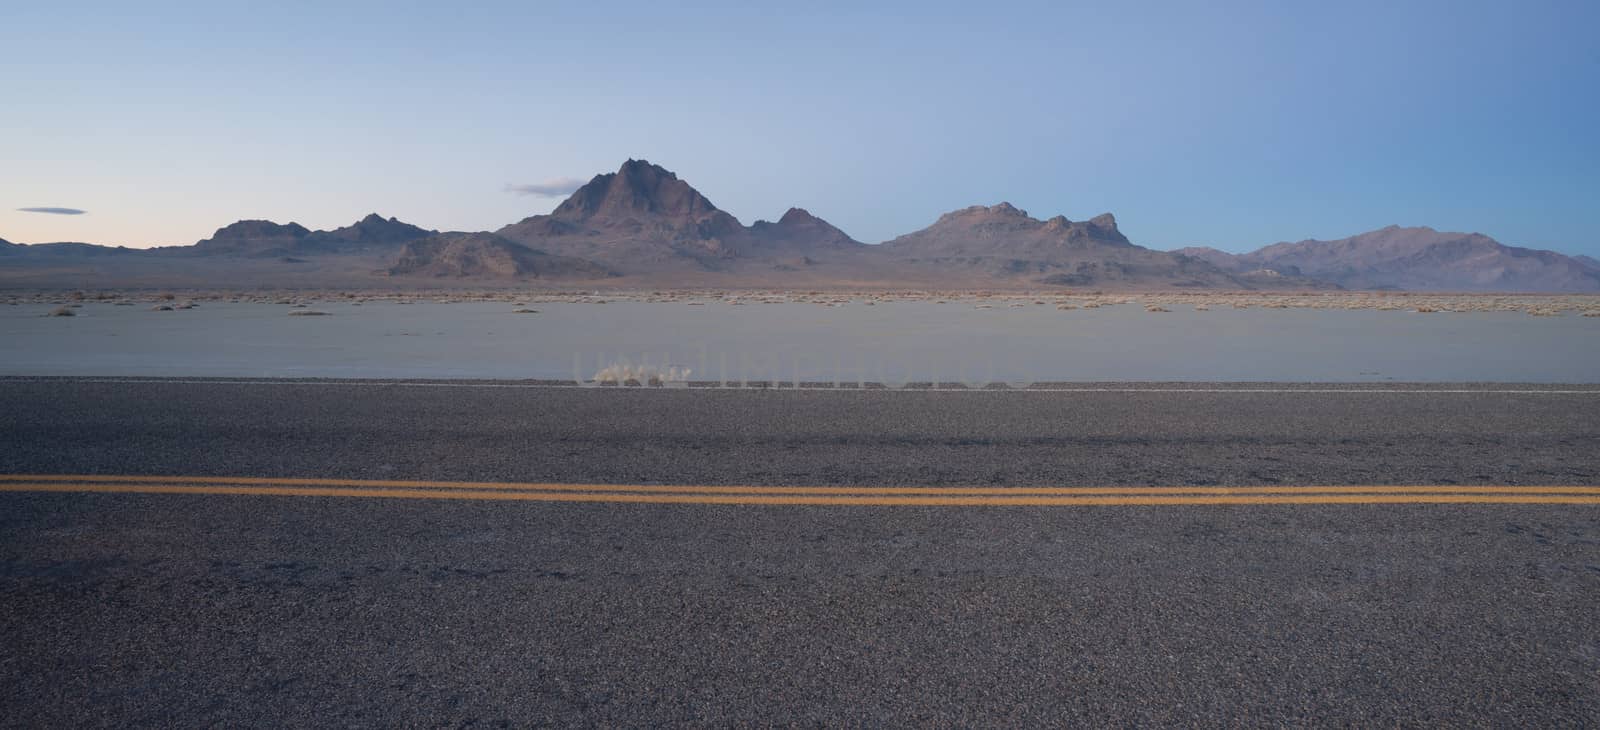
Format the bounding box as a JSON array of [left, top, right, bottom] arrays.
[[2, 377, 1599, 725]]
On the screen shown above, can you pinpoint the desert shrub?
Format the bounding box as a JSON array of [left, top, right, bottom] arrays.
[[592, 362, 692, 386]]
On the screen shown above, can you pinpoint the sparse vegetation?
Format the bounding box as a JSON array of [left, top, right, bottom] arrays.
[[592, 362, 692, 386], [0, 288, 1593, 316]]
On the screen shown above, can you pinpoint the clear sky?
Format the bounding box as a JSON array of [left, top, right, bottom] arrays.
[[3, 0, 1597, 256]]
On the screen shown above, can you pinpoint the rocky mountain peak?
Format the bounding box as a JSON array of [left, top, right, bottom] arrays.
[[550, 159, 723, 223], [778, 207, 822, 226], [617, 158, 662, 177], [934, 203, 1034, 226], [1088, 213, 1118, 231]]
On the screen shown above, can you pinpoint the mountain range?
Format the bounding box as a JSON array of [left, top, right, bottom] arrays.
[[4, 159, 1597, 292]]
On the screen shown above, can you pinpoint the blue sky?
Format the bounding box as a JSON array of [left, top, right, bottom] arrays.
[[3, 0, 1597, 255]]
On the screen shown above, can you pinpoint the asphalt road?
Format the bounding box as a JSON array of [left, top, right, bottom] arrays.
[[2, 377, 1600, 726]]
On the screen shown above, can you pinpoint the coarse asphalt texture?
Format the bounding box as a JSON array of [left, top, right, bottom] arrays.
[[2, 377, 1599, 726]]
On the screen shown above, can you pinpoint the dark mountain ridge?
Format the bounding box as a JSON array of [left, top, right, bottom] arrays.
[[387, 232, 615, 280], [0, 240, 140, 257]]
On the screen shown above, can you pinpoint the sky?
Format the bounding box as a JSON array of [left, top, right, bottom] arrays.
[[3, 0, 1598, 256]]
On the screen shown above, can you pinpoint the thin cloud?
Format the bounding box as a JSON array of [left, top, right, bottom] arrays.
[[504, 178, 585, 197], [17, 207, 87, 215]]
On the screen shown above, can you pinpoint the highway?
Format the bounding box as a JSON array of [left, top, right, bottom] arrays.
[[2, 377, 1599, 725]]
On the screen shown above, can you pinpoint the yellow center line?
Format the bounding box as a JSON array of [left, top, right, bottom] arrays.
[[3, 474, 1599, 497], [1, 477, 1599, 506]]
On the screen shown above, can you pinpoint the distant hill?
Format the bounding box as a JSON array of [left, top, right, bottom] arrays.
[[387, 232, 614, 280], [1167, 246, 1238, 270], [0, 240, 139, 257], [188, 214, 434, 257], [881, 203, 1316, 289], [884, 203, 1133, 255], [314, 214, 435, 249], [747, 207, 864, 252], [1181, 226, 1600, 292], [189, 220, 314, 257]]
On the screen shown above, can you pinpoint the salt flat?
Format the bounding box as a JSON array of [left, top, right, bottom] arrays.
[[3, 296, 1599, 382]]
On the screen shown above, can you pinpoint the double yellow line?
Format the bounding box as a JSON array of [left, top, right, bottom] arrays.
[[2, 474, 1599, 506]]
